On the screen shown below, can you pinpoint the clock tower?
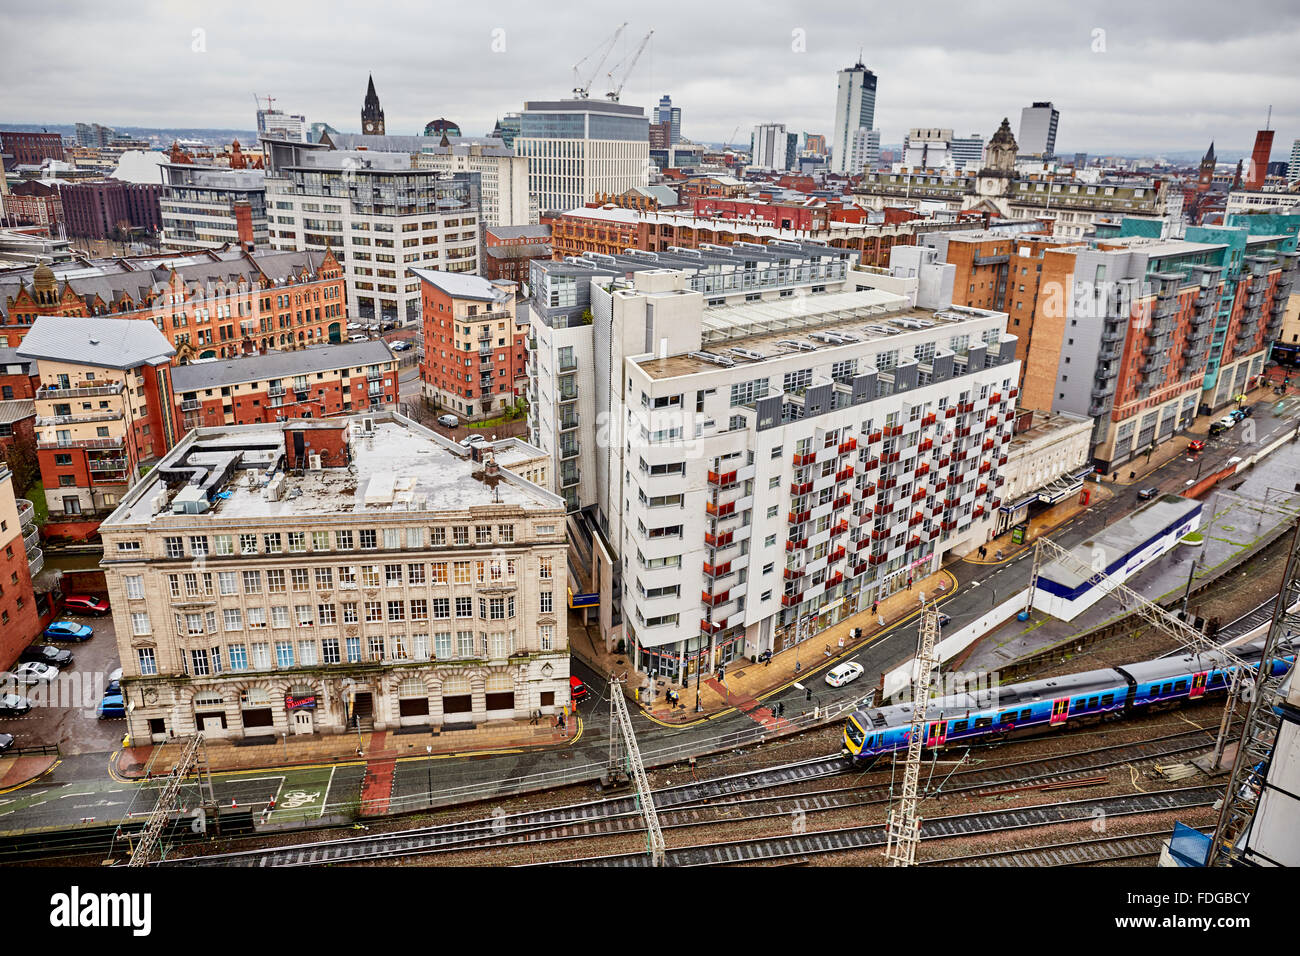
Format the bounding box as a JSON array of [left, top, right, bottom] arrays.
[[362, 74, 385, 136]]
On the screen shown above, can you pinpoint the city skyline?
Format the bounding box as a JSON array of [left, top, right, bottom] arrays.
[[1, 0, 1297, 156]]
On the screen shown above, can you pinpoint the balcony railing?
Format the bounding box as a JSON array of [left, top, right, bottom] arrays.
[[15, 498, 34, 531], [36, 383, 123, 400], [88, 457, 129, 473], [37, 437, 125, 450], [23, 525, 40, 554], [36, 410, 124, 426], [27, 547, 43, 578]]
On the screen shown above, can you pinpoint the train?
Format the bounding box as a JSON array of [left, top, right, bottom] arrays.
[[844, 637, 1295, 760]]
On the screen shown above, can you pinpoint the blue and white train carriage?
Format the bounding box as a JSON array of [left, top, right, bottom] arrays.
[[844, 638, 1294, 760]]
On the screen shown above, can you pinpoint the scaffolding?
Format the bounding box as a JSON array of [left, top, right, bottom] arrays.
[[884, 603, 941, 866]]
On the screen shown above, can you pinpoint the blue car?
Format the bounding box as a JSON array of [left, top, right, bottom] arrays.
[[97, 693, 125, 719], [44, 621, 94, 642]]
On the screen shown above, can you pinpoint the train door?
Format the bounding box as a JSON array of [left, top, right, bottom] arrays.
[[1190, 672, 1208, 699], [926, 719, 947, 748], [1050, 697, 1070, 726]]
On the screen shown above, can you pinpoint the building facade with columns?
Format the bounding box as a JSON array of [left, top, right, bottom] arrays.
[[98, 414, 569, 743]]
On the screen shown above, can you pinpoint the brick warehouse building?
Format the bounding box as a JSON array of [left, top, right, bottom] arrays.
[[0, 464, 44, 665], [483, 224, 551, 284], [19, 316, 179, 541], [3, 181, 64, 230], [0, 248, 346, 356], [58, 179, 163, 240], [416, 269, 527, 421], [172, 340, 398, 436], [0, 130, 66, 169]]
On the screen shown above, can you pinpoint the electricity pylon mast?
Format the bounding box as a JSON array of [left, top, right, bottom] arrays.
[[607, 676, 666, 866], [884, 603, 941, 866], [128, 733, 215, 866], [1209, 518, 1300, 865]]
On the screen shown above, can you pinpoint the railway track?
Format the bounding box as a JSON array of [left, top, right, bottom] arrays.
[[169, 725, 1222, 867], [527, 787, 1220, 867], [921, 829, 1200, 867]]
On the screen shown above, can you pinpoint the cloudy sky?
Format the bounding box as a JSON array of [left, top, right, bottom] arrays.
[[3, 0, 1298, 157]]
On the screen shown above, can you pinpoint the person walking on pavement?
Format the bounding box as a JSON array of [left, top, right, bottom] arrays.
[[907, 575, 913, 590], [872, 600, 878, 616]]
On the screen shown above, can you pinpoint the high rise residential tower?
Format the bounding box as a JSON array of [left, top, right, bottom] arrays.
[[831, 61, 877, 175]]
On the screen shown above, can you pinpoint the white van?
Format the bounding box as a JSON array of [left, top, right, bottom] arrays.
[[349, 333, 368, 343]]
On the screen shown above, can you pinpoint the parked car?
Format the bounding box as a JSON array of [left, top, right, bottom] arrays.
[[1230, 408, 1247, 422], [825, 662, 865, 688], [390, 340, 410, 351], [0, 733, 13, 753], [19, 645, 72, 667], [1138, 487, 1160, 501], [97, 693, 126, 719], [349, 333, 368, 343], [105, 668, 122, 694], [44, 621, 94, 642], [937, 612, 952, 628], [1209, 416, 1237, 436], [1240, 405, 1255, 418], [436, 413, 459, 428], [0, 693, 33, 716], [63, 594, 109, 616], [1187, 439, 1206, 452], [9, 662, 59, 685], [459, 434, 489, 448]]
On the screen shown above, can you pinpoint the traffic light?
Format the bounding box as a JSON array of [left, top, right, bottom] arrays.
[[805, 688, 812, 701]]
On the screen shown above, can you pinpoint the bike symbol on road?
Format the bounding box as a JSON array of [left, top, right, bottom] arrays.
[[280, 790, 321, 809]]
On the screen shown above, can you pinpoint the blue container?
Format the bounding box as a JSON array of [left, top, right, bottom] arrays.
[[1017, 610, 1029, 621]]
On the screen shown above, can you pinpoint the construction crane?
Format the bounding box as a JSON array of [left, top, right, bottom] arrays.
[[884, 603, 941, 866], [604, 29, 653, 103], [571, 23, 627, 100]]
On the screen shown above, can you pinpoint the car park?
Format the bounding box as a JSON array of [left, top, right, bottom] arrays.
[[44, 621, 94, 642], [19, 645, 73, 667], [9, 662, 59, 685], [97, 693, 126, 719], [105, 668, 122, 694], [0, 693, 33, 716], [825, 661, 865, 687], [0, 733, 13, 753], [437, 413, 459, 428], [63, 594, 109, 616], [1138, 487, 1160, 501]]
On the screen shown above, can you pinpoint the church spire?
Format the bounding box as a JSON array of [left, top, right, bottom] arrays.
[[362, 73, 385, 135]]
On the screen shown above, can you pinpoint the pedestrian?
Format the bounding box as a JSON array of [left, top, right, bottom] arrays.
[[871, 601, 878, 616], [907, 575, 913, 590]]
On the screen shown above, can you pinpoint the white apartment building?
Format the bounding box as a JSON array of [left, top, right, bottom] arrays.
[[98, 414, 569, 742], [261, 139, 481, 323], [159, 164, 268, 252], [514, 99, 650, 213], [1018, 102, 1060, 158], [527, 246, 1019, 681], [751, 123, 795, 172], [849, 128, 881, 175], [1225, 190, 1300, 218]]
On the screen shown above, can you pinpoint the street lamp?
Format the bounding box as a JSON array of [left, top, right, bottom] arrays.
[[425, 744, 433, 806]]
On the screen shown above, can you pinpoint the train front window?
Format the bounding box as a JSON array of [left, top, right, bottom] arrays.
[[846, 718, 865, 748]]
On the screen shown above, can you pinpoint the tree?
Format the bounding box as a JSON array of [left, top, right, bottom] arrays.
[[5, 437, 39, 498]]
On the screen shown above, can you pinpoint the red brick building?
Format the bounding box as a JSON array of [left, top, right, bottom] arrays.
[[19, 315, 179, 541], [415, 269, 526, 420], [172, 340, 398, 435], [58, 179, 163, 240], [483, 224, 552, 284], [0, 248, 346, 357], [0, 464, 45, 665], [3, 181, 63, 229], [0, 130, 66, 169]]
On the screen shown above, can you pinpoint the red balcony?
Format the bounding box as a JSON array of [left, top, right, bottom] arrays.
[[885, 450, 901, 464], [979, 461, 991, 475], [918, 437, 934, 453], [787, 508, 810, 525], [1001, 434, 1011, 444], [871, 528, 887, 541], [836, 466, 855, 482], [977, 483, 989, 496], [827, 571, 844, 588], [869, 553, 887, 566], [972, 506, 985, 519], [986, 416, 999, 429], [829, 545, 846, 563], [707, 469, 738, 488], [959, 401, 975, 414], [915, 463, 930, 479], [703, 560, 731, 578], [783, 566, 804, 580], [705, 530, 734, 548], [831, 520, 849, 537], [944, 407, 957, 419], [922, 412, 937, 427], [780, 594, 803, 608], [991, 498, 1002, 509], [880, 476, 898, 491], [833, 494, 851, 510], [866, 430, 883, 444], [995, 475, 1006, 487], [857, 537, 872, 550], [874, 503, 893, 517], [702, 589, 730, 606], [838, 438, 857, 454], [931, 503, 944, 516], [934, 478, 948, 492], [941, 519, 958, 531], [928, 527, 940, 539], [908, 535, 922, 550], [785, 537, 808, 552], [885, 424, 904, 438], [793, 451, 816, 467], [937, 456, 950, 469], [990, 392, 1002, 404], [912, 491, 927, 506], [982, 438, 995, 451], [862, 481, 877, 496], [909, 512, 924, 527], [943, 497, 958, 509], [998, 454, 1009, 465], [1009, 387, 1018, 398], [706, 500, 736, 517], [854, 561, 870, 576], [790, 480, 813, 496]]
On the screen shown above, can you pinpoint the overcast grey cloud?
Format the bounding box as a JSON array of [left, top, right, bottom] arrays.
[[2, 0, 1298, 156]]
